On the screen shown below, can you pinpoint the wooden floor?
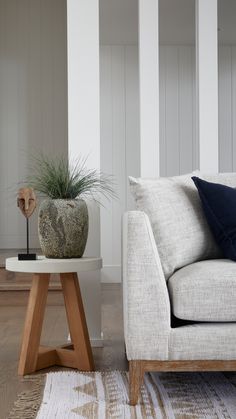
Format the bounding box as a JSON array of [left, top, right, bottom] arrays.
[[0, 274, 126, 419]]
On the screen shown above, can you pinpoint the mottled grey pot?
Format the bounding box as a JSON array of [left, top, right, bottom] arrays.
[[38, 199, 88, 258]]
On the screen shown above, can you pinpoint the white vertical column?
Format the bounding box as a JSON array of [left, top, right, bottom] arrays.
[[196, 0, 218, 173], [139, 0, 159, 177], [67, 0, 102, 346]]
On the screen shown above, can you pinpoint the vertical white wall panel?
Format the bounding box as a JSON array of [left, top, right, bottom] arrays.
[[196, 0, 218, 173], [111, 46, 126, 268], [232, 48, 236, 171], [218, 47, 232, 172], [100, 46, 113, 270], [100, 45, 140, 282], [41, 0, 53, 155], [165, 47, 179, 176], [125, 46, 140, 210], [4, 0, 19, 241], [159, 46, 197, 177], [139, 0, 159, 177], [67, 0, 100, 170], [192, 47, 199, 171], [179, 47, 195, 174], [67, 0, 100, 257], [52, 0, 68, 150], [67, 0, 101, 345], [159, 47, 167, 176]]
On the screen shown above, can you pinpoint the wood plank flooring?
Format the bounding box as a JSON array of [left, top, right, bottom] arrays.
[[0, 279, 126, 419], [0, 267, 61, 290]]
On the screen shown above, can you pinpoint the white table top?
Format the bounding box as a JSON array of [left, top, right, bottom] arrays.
[[6, 256, 102, 274]]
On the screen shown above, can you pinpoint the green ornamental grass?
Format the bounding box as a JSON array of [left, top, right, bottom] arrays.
[[27, 154, 115, 202]]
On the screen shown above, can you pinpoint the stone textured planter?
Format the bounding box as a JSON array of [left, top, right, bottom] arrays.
[[38, 199, 88, 258]]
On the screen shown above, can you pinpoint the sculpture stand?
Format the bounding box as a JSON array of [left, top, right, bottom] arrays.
[[18, 218, 36, 261]]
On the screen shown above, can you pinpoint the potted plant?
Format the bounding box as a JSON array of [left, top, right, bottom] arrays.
[[27, 154, 114, 259]]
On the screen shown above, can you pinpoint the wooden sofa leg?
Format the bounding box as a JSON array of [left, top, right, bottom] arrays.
[[129, 361, 144, 406]]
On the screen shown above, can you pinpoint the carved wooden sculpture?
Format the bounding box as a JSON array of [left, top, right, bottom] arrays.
[[17, 187, 37, 218], [17, 187, 37, 260]]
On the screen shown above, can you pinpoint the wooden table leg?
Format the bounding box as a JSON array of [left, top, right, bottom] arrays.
[[18, 273, 50, 375], [60, 272, 94, 371]]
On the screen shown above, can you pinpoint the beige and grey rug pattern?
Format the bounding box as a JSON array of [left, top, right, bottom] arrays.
[[9, 370, 236, 418]]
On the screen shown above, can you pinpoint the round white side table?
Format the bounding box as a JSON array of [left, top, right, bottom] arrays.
[[6, 256, 102, 376]]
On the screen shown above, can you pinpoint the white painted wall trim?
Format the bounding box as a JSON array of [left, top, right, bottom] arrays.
[[101, 265, 121, 283], [90, 337, 104, 348], [196, 0, 218, 173], [139, 0, 159, 177], [67, 0, 100, 167], [68, 334, 104, 348], [67, 0, 101, 342]]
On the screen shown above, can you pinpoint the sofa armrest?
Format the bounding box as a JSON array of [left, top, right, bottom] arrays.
[[123, 211, 170, 360]]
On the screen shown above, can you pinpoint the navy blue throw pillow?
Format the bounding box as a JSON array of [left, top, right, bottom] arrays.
[[192, 176, 236, 261]]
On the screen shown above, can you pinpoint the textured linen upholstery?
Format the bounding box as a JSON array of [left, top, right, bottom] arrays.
[[129, 173, 220, 278], [123, 211, 170, 360], [170, 324, 236, 360], [168, 260, 236, 322], [130, 172, 236, 279], [124, 173, 236, 363]]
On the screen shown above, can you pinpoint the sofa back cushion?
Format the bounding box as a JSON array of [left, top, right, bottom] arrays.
[[129, 172, 236, 279]]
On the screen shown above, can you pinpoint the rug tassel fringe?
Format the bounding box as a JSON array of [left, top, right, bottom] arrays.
[[7, 375, 45, 419]]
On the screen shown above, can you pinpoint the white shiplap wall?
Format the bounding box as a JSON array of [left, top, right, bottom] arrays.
[[100, 44, 198, 281], [159, 45, 198, 176], [0, 0, 68, 248], [100, 45, 140, 282], [219, 46, 236, 172], [100, 44, 199, 281], [1, 7, 236, 281], [100, 44, 236, 281], [160, 45, 236, 176]]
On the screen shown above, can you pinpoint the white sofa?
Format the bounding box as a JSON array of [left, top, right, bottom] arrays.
[[123, 172, 236, 405]]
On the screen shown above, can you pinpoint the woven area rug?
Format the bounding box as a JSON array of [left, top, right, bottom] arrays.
[[9, 371, 236, 418]]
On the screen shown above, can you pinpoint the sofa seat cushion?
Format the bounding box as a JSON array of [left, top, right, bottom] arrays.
[[168, 259, 236, 322]]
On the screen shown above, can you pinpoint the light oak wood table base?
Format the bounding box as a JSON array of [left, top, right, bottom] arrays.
[[6, 256, 102, 375], [18, 272, 94, 375], [18, 273, 94, 375]]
